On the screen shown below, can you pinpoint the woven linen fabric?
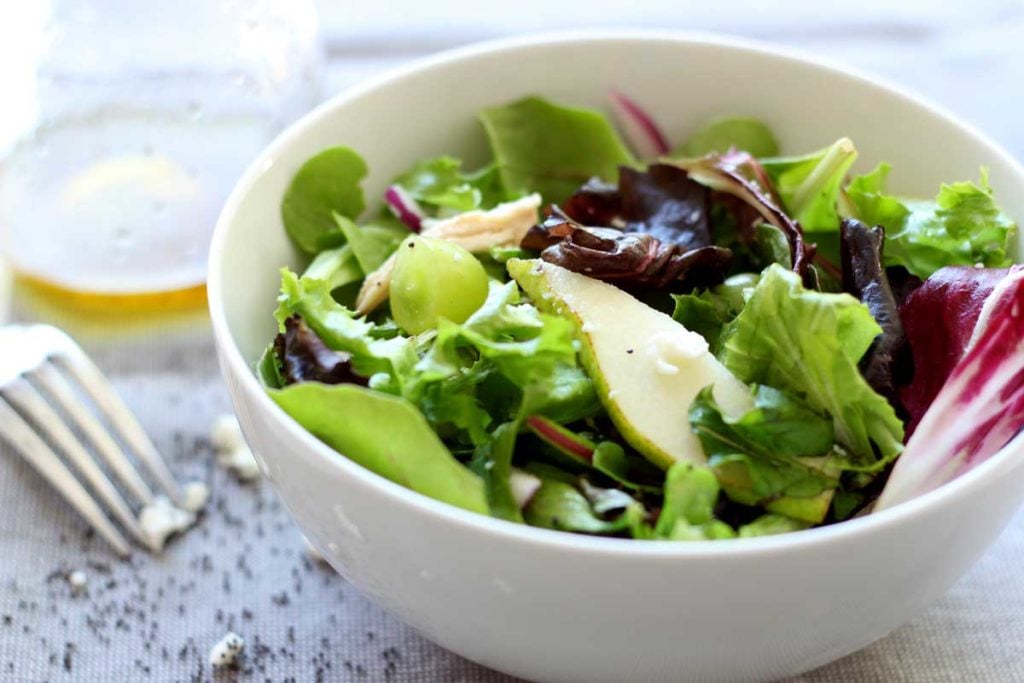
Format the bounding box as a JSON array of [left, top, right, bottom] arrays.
[[0, 299, 1023, 683], [4, 2, 1024, 676]]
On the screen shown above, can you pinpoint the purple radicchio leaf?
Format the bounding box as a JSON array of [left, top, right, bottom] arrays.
[[607, 90, 671, 159], [898, 266, 1010, 435], [274, 315, 368, 386], [875, 265, 1024, 510], [383, 185, 424, 232]]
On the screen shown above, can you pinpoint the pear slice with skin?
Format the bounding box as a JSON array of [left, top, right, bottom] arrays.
[[509, 259, 753, 469]]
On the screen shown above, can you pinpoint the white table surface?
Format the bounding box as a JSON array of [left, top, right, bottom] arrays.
[[1, 2, 1024, 681]]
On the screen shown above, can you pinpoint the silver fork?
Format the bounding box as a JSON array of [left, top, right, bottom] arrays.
[[0, 324, 208, 556]]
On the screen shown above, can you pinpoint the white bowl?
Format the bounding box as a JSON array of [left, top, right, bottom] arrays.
[[209, 31, 1024, 683]]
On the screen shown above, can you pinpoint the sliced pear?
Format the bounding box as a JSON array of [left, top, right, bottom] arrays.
[[508, 259, 753, 469]]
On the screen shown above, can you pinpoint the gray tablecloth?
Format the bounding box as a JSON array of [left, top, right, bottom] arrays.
[[2, 285, 1024, 683], [5, 3, 1024, 678]]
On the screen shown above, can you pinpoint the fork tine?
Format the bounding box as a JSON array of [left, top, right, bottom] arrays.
[[4, 377, 151, 547], [52, 351, 185, 507], [0, 398, 131, 557], [31, 363, 156, 506]]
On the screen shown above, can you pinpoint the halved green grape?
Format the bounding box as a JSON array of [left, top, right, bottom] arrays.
[[391, 235, 489, 334]]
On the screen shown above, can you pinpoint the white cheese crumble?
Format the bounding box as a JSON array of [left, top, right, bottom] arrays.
[[649, 330, 708, 377], [209, 631, 245, 668], [181, 481, 210, 513], [210, 414, 261, 482], [651, 330, 708, 363], [654, 358, 680, 376], [210, 414, 245, 452], [139, 496, 195, 551], [67, 570, 87, 594], [221, 445, 260, 481]]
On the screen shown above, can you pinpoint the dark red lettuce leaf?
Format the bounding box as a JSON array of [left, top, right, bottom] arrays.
[[562, 164, 712, 250], [885, 265, 923, 308], [898, 266, 1010, 435], [562, 178, 622, 227], [618, 165, 712, 249], [521, 209, 578, 251], [840, 218, 906, 405], [274, 315, 368, 386], [716, 149, 784, 206], [525, 208, 732, 289], [669, 154, 815, 287]]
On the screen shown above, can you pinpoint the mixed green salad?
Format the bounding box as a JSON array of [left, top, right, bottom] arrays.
[[260, 93, 1024, 540]]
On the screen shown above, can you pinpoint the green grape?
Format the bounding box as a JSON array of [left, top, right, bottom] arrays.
[[391, 235, 489, 334]]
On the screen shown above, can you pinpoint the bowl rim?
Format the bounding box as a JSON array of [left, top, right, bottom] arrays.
[[209, 28, 1024, 559]]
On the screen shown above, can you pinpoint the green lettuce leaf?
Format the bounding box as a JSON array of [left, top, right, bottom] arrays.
[[753, 223, 793, 268], [844, 164, 1016, 278], [675, 117, 779, 157], [671, 290, 735, 349], [275, 269, 417, 393], [591, 442, 664, 494], [300, 244, 364, 292], [523, 418, 662, 494], [692, 385, 835, 459], [333, 213, 407, 273], [417, 375, 494, 446], [738, 514, 809, 538], [523, 461, 579, 484], [257, 343, 285, 389], [470, 421, 523, 523], [269, 383, 487, 514], [761, 137, 858, 236], [408, 280, 596, 447], [524, 365, 600, 424], [488, 246, 534, 264], [479, 96, 634, 203], [392, 156, 504, 213], [448, 287, 624, 527], [707, 452, 836, 523], [655, 462, 735, 540], [831, 489, 865, 521], [281, 147, 367, 253], [671, 292, 730, 348], [670, 273, 757, 349], [841, 163, 909, 231], [523, 476, 645, 535], [719, 264, 904, 466], [415, 280, 582, 392], [689, 385, 840, 522]]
